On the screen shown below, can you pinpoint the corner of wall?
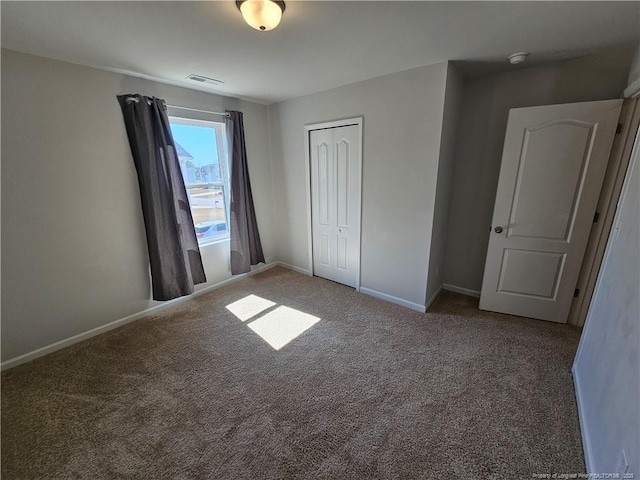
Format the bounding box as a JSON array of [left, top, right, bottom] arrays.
[[425, 61, 465, 304], [266, 103, 280, 263], [627, 43, 640, 87]]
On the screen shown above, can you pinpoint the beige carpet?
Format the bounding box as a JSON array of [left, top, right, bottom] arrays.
[[2, 267, 585, 479]]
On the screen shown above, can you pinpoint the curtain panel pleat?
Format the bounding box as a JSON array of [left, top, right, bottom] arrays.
[[117, 94, 206, 300], [225, 110, 266, 274]]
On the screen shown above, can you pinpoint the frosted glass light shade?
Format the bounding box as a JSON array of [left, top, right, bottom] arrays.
[[238, 0, 285, 31]]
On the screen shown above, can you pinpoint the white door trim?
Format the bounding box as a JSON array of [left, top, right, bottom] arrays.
[[304, 117, 364, 291], [623, 77, 640, 99], [567, 98, 639, 326]]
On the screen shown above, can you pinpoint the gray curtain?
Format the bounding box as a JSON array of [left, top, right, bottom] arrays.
[[225, 110, 265, 274], [117, 94, 206, 300]]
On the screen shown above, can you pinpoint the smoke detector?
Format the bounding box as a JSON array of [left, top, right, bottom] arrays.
[[186, 74, 225, 86], [508, 52, 530, 65]]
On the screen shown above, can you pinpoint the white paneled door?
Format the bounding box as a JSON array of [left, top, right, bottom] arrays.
[[310, 125, 361, 288], [480, 99, 623, 323]]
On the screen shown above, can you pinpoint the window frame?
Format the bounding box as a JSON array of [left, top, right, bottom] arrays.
[[169, 116, 231, 246]]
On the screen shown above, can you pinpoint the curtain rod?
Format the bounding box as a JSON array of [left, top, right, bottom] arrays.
[[166, 104, 230, 118], [124, 96, 230, 118]]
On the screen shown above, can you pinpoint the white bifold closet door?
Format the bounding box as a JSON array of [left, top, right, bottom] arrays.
[[310, 125, 361, 288]]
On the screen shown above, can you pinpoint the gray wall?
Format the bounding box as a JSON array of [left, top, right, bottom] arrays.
[[268, 63, 448, 308], [1, 49, 276, 361], [443, 48, 634, 292], [425, 63, 464, 304], [4, 45, 634, 363], [572, 133, 639, 476]]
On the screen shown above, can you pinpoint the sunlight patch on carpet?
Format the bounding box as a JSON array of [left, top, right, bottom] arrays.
[[247, 306, 320, 350], [226, 294, 276, 322]]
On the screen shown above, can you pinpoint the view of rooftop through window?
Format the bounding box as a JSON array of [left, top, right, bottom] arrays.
[[170, 119, 230, 243]]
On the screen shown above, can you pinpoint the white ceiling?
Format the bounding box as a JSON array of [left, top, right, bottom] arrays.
[[2, 1, 638, 104]]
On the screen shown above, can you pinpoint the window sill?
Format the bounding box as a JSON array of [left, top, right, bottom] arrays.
[[198, 236, 230, 248]]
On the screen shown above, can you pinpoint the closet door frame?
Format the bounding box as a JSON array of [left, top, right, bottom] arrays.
[[304, 117, 363, 291]]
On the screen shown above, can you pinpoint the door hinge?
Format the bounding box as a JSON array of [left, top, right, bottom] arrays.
[[593, 212, 600, 223], [616, 123, 623, 134], [574, 288, 580, 298]]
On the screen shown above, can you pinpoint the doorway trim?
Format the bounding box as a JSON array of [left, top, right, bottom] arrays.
[[567, 98, 640, 326], [304, 116, 364, 292]]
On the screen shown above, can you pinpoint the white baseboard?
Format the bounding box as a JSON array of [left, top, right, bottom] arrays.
[[276, 261, 311, 276], [359, 287, 426, 313], [572, 367, 595, 474], [425, 285, 443, 312], [1, 262, 279, 371], [276, 263, 427, 313], [442, 283, 481, 298]]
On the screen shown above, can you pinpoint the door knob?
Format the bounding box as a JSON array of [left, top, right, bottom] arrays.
[[494, 226, 503, 234]]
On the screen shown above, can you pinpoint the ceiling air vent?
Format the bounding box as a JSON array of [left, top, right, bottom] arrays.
[[186, 74, 224, 86]]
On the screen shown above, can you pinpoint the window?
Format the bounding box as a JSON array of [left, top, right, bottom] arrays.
[[169, 117, 230, 245]]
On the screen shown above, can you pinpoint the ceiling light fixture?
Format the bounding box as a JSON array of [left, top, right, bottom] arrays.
[[236, 0, 286, 32], [508, 52, 530, 65]]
